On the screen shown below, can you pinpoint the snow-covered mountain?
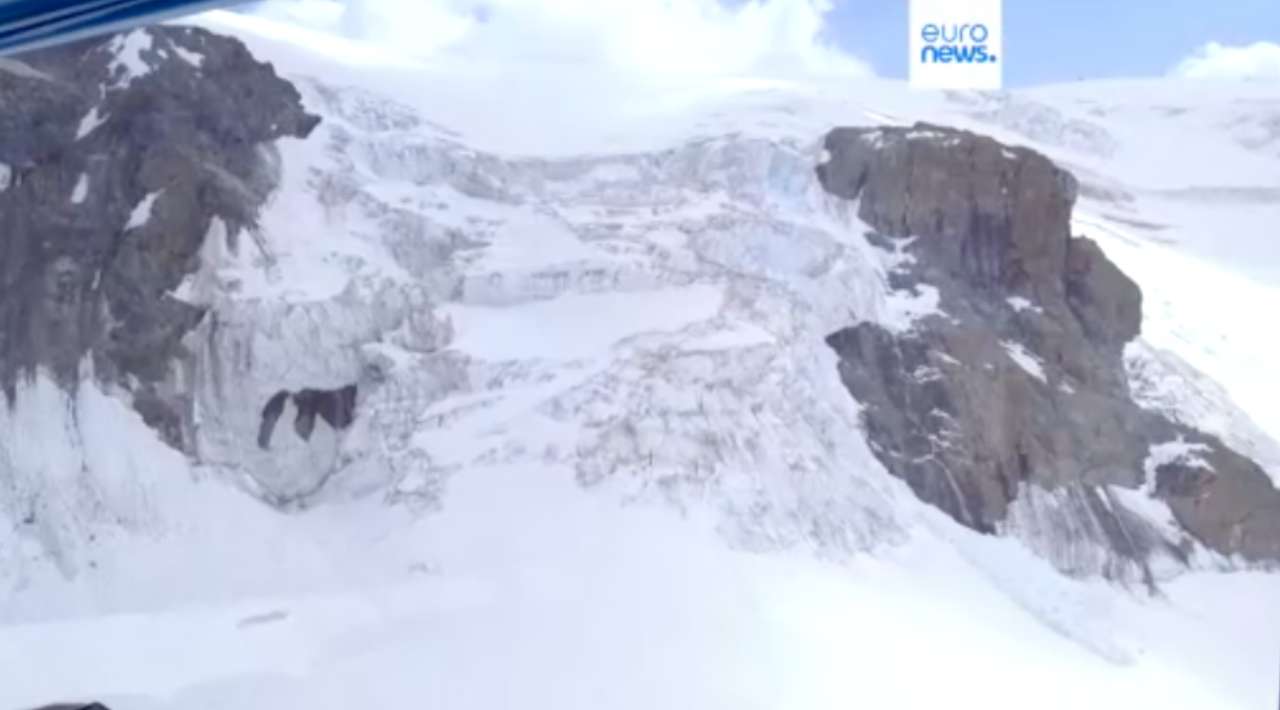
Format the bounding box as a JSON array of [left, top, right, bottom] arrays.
[[1, 11, 1279, 710]]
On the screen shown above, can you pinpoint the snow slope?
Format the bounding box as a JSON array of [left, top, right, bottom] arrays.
[[2, 10, 1278, 710], [6, 466, 1279, 710]]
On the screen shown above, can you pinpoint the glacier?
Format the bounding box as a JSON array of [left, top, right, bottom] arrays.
[[1, 10, 1279, 710]]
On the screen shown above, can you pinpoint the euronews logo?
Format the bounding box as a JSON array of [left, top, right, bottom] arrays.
[[920, 23, 998, 65], [910, 0, 1003, 90]]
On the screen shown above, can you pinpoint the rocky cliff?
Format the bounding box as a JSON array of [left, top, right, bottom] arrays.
[[818, 123, 1280, 582], [0, 27, 319, 448]]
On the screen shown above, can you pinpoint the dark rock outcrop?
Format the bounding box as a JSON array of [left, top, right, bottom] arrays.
[[818, 124, 1077, 299], [818, 123, 1280, 576], [258, 384, 359, 449], [0, 26, 319, 449], [1158, 445, 1280, 562], [1064, 236, 1142, 348]]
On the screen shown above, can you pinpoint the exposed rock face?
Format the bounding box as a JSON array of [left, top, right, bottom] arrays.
[[1065, 237, 1142, 348], [258, 384, 359, 449], [818, 123, 1280, 578], [0, 27, 319, 448], [818, 124, 1079, 301], [1158, 445, 1280, 562]]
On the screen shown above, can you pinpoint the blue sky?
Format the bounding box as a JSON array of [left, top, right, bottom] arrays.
[[824, 0, 1280, 86], [247, 0, 1280, 84]]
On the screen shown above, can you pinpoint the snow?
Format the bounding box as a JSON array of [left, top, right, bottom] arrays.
[[442, 285, 723, 361], [875, 237, 945, 333], [3, 461, 1277, 710], [1020, 80, 1280, 191], [170, 43, 205, 67], [76, 106, 108, 140], [1110, 485, 1186, 545], [1007, 295, 1043, 313], [124, 191, 162, 230], [680, 321, 776, 351], [1145, 438, 1214, 483], [108, 29, 156, 87], [70, 173, 89, 204], [466, 212, 620, 273], [880, 282, 941, 330], [1001, 340, 1048, 383], [1124, 340, 1280, 486], [1107, 439, 1213, 545]]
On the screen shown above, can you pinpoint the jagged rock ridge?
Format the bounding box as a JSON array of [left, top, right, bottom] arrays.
[[0, 26, 319, 447], [818, 122, 1280, 580]]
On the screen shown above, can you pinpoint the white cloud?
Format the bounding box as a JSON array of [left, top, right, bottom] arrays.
[[253, 0, 873, 79], [1170, 41, 1280, 80]]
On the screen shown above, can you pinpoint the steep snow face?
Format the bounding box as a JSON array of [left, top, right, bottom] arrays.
[[177, 70, 920, 552], [0, 370, 184, 586]]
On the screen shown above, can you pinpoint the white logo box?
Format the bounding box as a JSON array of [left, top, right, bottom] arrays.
[[909, 0, 1004, 90]]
